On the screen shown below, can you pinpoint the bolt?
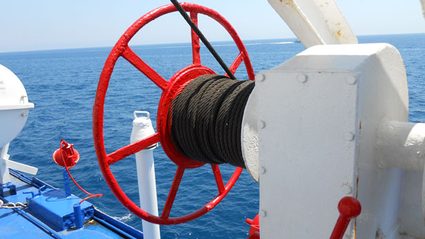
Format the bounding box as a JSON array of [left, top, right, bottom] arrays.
[[260, 210, 267, 217], [344, 132, 355, 141], [346, 77, 357, 85], [256, 74, 266, 82], [341, 182, 353, 194], [297, 73, 308, 83], [259, 120, 266, 129]]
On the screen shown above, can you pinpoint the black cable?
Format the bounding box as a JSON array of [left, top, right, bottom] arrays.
[[169, 75, 254, 168], [170, 0, 236, 80]]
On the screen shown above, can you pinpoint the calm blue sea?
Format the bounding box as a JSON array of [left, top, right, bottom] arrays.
[[0, 34, 424, 238]]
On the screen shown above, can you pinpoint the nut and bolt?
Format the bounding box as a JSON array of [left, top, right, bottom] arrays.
[[257, 73, 266, 82], [297, 74, 308, 83], [346, 77, 357, 85]]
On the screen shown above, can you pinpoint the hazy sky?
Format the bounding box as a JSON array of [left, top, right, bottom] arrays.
[[0, 0, 424, 52]]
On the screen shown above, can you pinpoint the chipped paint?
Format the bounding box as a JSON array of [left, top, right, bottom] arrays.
[[279, 0, 297, 9]]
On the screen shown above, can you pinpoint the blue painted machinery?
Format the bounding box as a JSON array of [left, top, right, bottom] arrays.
[[0, 169, 143, 239]]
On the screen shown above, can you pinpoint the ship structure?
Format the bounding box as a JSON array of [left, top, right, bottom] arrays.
[[1, 1, 425, 238]]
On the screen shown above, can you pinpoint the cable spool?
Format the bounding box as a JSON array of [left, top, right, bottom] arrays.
[[94, 2, 255, 224], [170, 74, 255, 168]]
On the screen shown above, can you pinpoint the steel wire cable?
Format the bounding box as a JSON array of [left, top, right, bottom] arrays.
[[169, 74, 254, 167]]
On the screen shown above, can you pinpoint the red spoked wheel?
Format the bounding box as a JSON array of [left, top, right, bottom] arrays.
[[93, 2, 255, 225]]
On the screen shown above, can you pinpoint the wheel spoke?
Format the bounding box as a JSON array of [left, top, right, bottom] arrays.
[[121, 47, 168, 90], [229, 52, 244, 75], [161, 167, 185, 219], [107, 133, 160, 165], [190, 12, 201, 65], [211, 164, 225, 194]]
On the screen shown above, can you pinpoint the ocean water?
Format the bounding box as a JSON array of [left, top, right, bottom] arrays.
[[0, 33, 424, 238]]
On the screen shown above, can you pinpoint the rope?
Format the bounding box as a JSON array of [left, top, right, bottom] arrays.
[[60, 153, 103, 203], [64, 166, 103, 203], [170, 74, 254, 167]]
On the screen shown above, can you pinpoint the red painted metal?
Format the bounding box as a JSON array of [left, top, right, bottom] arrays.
[[157, 65, 213, 169], [211, 164, 225, 194], [52, 139, 80, 168], [161, 167, 185, 219], [122, 47, 168, 90], [246, 214, 260, 239], [93, 2, 255, 224], [330, 196, 362, 239], [229, 52, 245, 74], [107, 133, 160, 165], [190, 12, 201, 65]]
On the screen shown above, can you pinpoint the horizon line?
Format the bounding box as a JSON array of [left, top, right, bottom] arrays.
[[0, 32, 423, 55]]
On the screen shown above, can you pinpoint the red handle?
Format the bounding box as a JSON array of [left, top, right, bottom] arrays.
[[246, 214, 260, 239], [330, 197, 361, 239]]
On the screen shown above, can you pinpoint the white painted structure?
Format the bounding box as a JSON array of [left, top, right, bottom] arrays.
[[241, 1, 425, 237], [1, 1, 424, 238], [242, 88, 260, 182], [267, 0, 357, 47], [246, 43, 425, 238], [130, 111, 161, 239], [0, 64, 34, 148], [0, 65, 36, 184]]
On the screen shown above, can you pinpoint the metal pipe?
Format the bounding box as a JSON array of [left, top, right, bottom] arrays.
[[377, 121, 425, 170], [0, 143, 10, 184], [0, 143, 9, 159], [63, 168, 72, 197], [131, 111, 161, 239], [73, 203, 84, 229]]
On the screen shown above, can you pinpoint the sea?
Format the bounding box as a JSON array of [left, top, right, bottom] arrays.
[[0, 33, 424, 238]]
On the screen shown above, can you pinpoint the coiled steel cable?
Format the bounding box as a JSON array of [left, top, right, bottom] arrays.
[[170, 74, 254, 167]]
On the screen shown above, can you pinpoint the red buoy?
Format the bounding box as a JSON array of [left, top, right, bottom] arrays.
[[52, 139, 80, 168]]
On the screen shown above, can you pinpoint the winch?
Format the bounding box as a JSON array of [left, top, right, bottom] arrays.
[[93, 2, 255, 225], [93, 1, 425, 238]]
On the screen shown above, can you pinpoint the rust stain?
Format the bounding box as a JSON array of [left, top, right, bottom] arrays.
[[279, 0, 296, 8]]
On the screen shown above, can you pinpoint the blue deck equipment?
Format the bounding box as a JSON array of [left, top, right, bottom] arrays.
[[0, 169, 143, 239]]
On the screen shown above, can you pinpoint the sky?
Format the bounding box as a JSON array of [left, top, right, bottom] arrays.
[[0, 0, 424, 53]]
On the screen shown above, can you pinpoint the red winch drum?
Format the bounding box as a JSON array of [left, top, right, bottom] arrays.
[[93, 2, 255, 224]]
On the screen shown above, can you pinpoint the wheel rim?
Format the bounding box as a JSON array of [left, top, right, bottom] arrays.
[[93, 2, 255, 224]]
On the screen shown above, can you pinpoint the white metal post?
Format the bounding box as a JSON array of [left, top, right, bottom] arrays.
[[0, 143, 11, 184], [130, 111, 161, 239], [377, 121, 425, 170], [0, 142, 37, 185]]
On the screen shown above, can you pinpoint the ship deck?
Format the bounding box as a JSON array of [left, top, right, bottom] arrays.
[[0, 170, 143, 239]]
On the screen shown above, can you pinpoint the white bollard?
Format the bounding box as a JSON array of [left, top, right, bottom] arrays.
[[130, 111, 161, 239]]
